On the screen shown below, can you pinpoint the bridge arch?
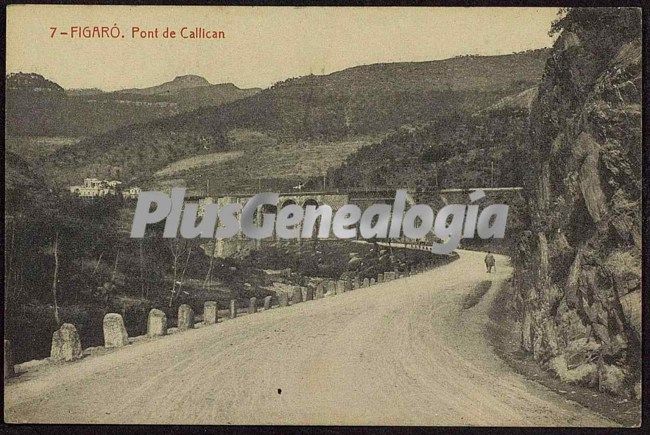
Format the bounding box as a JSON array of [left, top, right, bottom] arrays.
[[302, 198, 322, 240], [280, 198, 297, 209], [302, 197, 319, 208]]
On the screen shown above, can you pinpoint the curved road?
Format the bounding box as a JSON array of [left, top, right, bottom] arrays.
[[4, 250, 615, 426]]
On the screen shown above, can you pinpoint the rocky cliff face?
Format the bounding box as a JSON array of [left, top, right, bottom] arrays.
[[512, 9, 642, 399]]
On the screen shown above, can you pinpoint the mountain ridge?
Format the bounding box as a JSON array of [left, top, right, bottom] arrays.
[[5, 73, 260, 137], [36, 48, 551, 188], [114, 74, 212, 95]]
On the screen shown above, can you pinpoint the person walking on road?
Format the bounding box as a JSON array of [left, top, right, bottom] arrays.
[[484, 251, 495, 273]]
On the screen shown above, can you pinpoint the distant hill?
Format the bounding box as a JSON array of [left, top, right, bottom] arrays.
[[115, 74, 211, 95], [98, 81, 261, 111], [201, 48, 550, 139], [66, 88, 104, 96], [6, 73, 64, 93], [5, 73, 260, 137], [41, 49, 549, 187]]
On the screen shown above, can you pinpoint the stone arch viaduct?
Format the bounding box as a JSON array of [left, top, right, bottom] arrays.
[[185, 187, 523, 257]]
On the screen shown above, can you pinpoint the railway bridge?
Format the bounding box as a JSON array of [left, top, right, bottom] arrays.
[[185, 187, 523, 257]]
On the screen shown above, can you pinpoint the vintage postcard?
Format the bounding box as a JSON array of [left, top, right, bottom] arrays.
[[3, 4, 643, 427]]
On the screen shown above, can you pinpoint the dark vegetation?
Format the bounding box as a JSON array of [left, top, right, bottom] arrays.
[[242, 240, 455, 282], [42, 123, 231, 187], [322, 107, 531, 191], [5, 152, 259, 362]]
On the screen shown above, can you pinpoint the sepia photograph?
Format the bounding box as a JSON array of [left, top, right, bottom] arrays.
[[3, 4, 644, 428]]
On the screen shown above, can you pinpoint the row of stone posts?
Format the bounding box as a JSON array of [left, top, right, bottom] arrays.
[[5, 257, 438, 378]]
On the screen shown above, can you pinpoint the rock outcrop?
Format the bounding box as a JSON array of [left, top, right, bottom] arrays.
[[513, 8, 642, 398]]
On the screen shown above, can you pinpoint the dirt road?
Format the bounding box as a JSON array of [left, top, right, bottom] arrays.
[[4, 250, 616, 426]]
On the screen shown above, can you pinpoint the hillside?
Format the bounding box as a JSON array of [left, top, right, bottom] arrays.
[[151, 130, 376, 194], [201, 48, 549, 139], [322, 75, 541, 194], [5, 73, 260, 137], [478, 87, 538, 114], [40, 49, 550, 188]]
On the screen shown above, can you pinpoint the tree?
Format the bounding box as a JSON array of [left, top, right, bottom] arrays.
[[203, 239, 219, 290], [51, 232, 61, 326], [167, 238, 191, 307]]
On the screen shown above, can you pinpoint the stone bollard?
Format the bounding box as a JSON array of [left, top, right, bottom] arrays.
[[178, 304, 195, 330], [263, 295, 273, 310], [324, 280, 336, 297], [51, 323, 83, 362], [147, 309, 168, 337], [370, 278, 376, 285], [303, 286, 314, 301], [103, 313, 129, 348], [353, 276, 360, 290], [248, 297, 257, 314], [362, 278, 369, 288], [291, 287, 302, 304], [4, 340, 14, 379], [314, 281, 325, 299], [345, 280, 353, 292], [377, 274, 384, 283], [203, 301, 218, 325], [335, 280, 347, 295], [229, 300, 237, 318], [278, 292, 289, 307]]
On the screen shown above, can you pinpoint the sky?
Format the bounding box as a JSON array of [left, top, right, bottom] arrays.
[[7, 5, 561, 91]]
